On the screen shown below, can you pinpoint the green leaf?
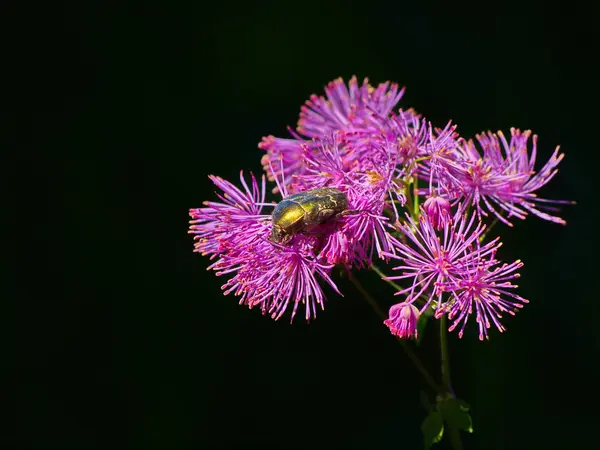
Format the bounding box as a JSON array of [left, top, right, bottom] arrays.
[[439, 398, 474, 433], [421, 411, 444, 449]]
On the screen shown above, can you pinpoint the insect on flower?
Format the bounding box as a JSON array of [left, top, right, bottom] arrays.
[[269, 187, 350, 245]]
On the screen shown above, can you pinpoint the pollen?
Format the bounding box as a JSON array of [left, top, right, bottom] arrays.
[[366, 170, 383, 184]]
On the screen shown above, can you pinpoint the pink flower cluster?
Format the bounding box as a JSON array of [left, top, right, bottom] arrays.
[[189, 76, 571, 339]]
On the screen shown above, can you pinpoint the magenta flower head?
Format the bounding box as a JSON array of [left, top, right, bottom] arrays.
[[189, 75, 576, 449], [383, 114, 458, 172], [188, 173, 267, 258], [189, 171, 343, 322], [325, 182, 395, 268], [381, 207, 495, 311], [217, 233, 342, 322], [435, 258, 528, 340], [189, 161, 400, 319], [259, 76, 406, 189], [191, 77, 570, 343], [385, 111, 428, 165], [381, 206, 527, 339], [297, 76, 405, 138], [428, 128, 573, 226], [288, 133, 405, 266], [384, 302, 420, 339]]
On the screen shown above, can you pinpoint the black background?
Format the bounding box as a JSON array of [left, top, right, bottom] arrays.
[[11, 1, 599, 449]]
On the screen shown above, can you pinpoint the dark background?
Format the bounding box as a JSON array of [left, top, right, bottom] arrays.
[[11, 1, 598, 449]]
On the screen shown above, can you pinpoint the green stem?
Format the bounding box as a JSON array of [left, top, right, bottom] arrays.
[[370, 263, 402, 291], [440, 316, 463, 450], [448, 425, 463, 450], [349, 273, 443, 394], [440, 316, 451, 391], [464, 204, 472, 218], [406, 156, 431, 175], [413, 156, 430, 164], [404, 184, 414, 220], [413, 175, 420, 217], [370, 263, 428, 310], [479, 216, 500, 243]]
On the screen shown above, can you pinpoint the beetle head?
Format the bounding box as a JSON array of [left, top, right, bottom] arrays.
[[269, 224, 292, 245]]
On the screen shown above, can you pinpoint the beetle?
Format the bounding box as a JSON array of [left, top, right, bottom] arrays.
[[269, 187, 350, 245]]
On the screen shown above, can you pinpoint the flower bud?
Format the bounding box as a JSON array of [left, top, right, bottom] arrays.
[[384, 302, 420, 339], [422, 195, 451, 230]]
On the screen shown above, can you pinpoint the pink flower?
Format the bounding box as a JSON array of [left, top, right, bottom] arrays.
[[381, 206, 528, 339], [435, 258, 527, 340], [189, 172, 342, 322], [426, 128, 573, 226], [384, 303, 420, 339], [259, 76, 406, 189], [422, 195, 452, 230]]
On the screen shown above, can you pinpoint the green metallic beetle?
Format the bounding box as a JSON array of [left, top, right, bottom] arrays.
[[269, 187, 349, 245]]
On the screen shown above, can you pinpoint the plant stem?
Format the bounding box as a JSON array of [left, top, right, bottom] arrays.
[[479, 216, 500, 243], [370, 263, 429, 310], [440, 316, 451, 391], [448, 424, 464, 450], [406, 156, 431, 175], [370, 263, 402, 291], [404, 183, 414, 220], [413, 175, 420, 217], [440, 316, 463, 450], [349, 273, 443, 394]]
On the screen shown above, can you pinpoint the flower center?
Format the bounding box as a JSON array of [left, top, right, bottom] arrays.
[[366, 170, 384, 185], [432, 249, 451, 274], [467, 160, 492, 186], [397, 135, 418, 160]]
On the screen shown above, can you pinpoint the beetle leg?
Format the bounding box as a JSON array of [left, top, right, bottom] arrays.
[[337, 209, 364, 218]]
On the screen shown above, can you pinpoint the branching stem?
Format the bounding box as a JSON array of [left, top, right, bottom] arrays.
[[349, 273, 443, 394]]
